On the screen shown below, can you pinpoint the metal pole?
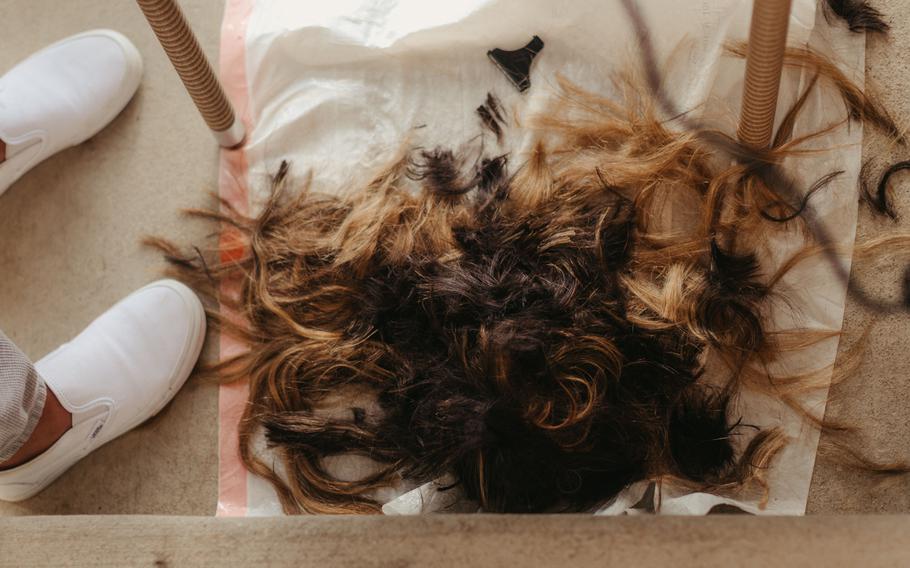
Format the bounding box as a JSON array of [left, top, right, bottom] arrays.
[[737, 0, 793, 148], [136, 0, 245, 148]]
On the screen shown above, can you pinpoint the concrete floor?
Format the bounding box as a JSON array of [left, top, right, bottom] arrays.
[[0, 0, 908, 517], [0, 0, 223, 515], [807, 2, 910, 513]]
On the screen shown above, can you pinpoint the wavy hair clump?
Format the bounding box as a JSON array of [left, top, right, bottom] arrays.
[[152, 46, 909, 513]]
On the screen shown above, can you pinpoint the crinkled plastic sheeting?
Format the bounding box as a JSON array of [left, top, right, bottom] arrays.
[[216, 0, 866, 516]]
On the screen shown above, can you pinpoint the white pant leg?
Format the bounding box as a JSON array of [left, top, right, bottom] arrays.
[[0, 329, 45, 462]]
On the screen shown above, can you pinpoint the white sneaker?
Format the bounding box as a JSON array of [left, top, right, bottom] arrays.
[[0, 280, 206, 502], [0, 29, 143, 197]]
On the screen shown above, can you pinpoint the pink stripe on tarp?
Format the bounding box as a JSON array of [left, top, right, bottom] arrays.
[[216, 0, 254, 517]]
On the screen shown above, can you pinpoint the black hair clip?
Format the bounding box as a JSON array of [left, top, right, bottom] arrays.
[[487, 35, 544, 93]]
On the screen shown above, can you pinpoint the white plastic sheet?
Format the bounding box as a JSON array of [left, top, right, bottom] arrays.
[[217, 0, 866, 516]]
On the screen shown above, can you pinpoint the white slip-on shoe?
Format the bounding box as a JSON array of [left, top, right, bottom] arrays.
[[0, 29, 143, 197], [0, 280, 206, 502]]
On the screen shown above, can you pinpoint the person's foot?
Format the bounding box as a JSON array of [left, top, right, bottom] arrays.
[[0, 388, 72, 471], [0, 30, 142, 196], [0, 280, 206, 502]]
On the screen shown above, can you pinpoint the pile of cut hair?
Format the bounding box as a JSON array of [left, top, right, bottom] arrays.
[[151, 42, 910, 514]]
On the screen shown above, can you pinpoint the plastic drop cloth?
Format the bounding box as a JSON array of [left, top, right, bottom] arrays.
[[216, 0, 866, 516]]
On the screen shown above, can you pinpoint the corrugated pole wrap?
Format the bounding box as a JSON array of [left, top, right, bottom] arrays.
[[136, 0, 246, 147], [738, 0, 793, 148]]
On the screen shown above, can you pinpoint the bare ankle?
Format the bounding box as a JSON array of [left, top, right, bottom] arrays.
[[0, 388, 72, 470]]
